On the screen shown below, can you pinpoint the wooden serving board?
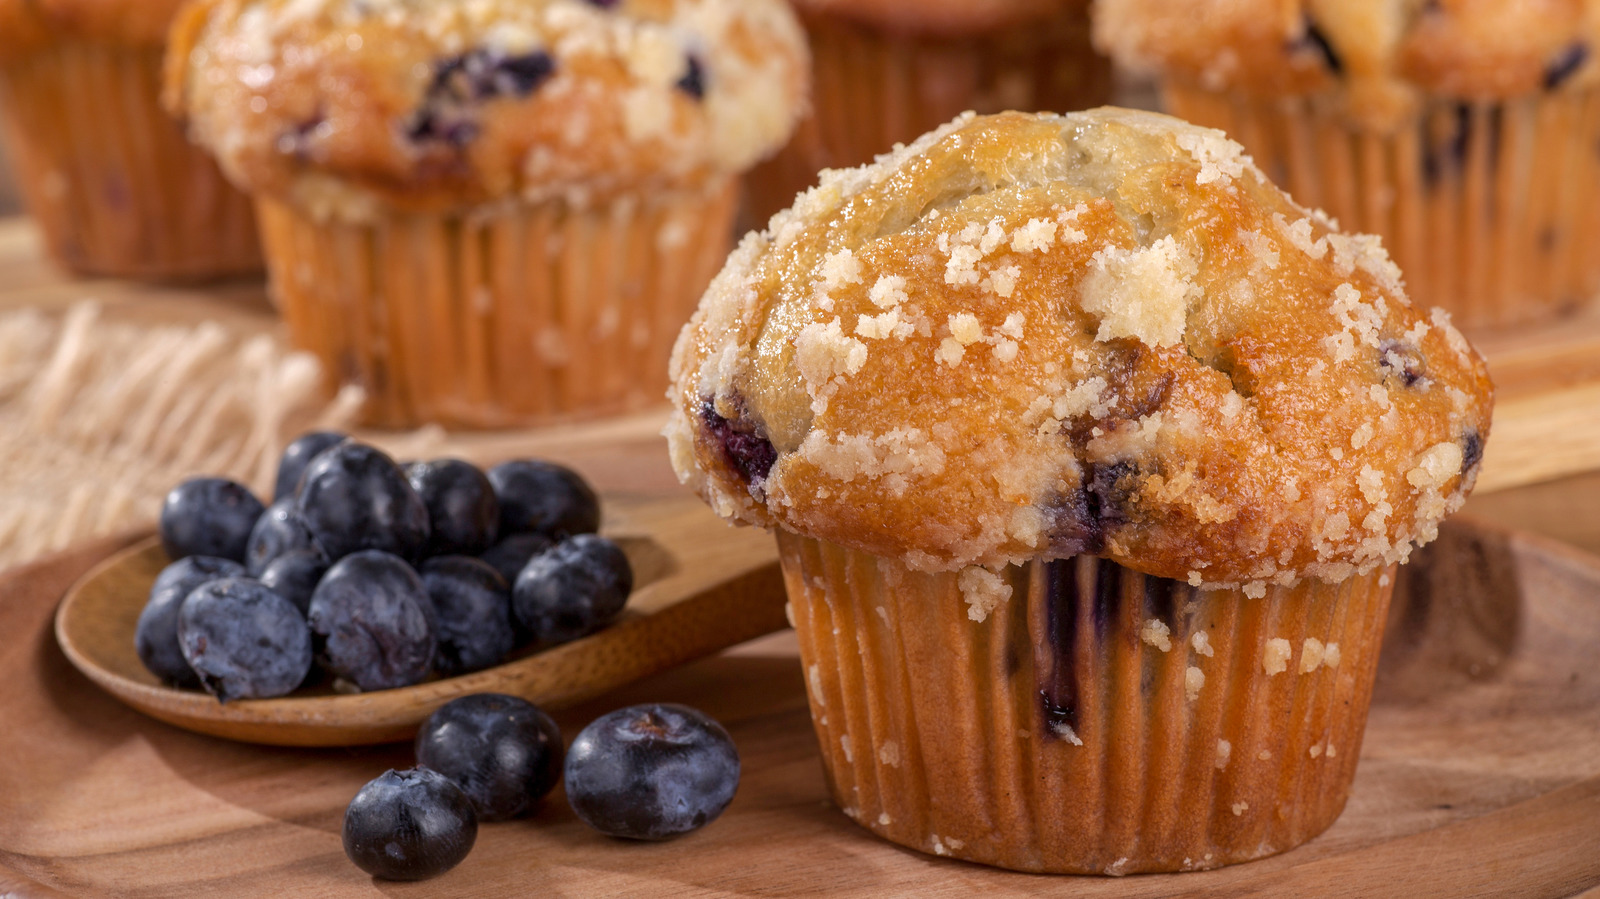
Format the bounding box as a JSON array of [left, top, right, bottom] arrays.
[[53, 495, 784, 747], [2, 514, 1598, 898]]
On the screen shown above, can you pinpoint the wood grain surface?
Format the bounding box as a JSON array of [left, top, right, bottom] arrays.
[[2, 511, 1598, 897], [54, 495, 783, 746]]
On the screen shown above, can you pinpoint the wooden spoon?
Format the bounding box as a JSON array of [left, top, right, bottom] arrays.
[[54, 494, 785, 747]]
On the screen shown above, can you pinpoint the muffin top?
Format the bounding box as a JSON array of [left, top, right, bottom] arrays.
[[0, 0, 189, 56], [1094, 0, 1600, 126], [166, 0, 808, 219], [786, 0, 1084, 36], [667, 108, 1493, 593]]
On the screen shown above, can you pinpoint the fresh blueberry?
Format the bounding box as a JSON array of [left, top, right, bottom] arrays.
[[159, 477, 265, 563], [308, 550, 436, 691], [273, 431, 347, 501], [297, 442, 431, 562], [258, 549, 328, 616], [512, 535, 632, 645], [564, 703, 740, 840], [478, 532, 554, 585], [487, 460, 600, 539], [414, 693, 563, 821], [343, 768, 477, 881], [245, 497, 324, 576], [405, 459, 499, 558], [136, 556, 246, 688], [177, 578, 312, 702], [419, 557, 516, 677]]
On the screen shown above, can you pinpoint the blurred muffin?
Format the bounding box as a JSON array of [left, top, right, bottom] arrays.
[[668, 108, 1493, 872], [0, 0, 260, 279], [743, 0, 1111, 224], [1096, 0, 1600, 329], [168, 0, 807, 429]]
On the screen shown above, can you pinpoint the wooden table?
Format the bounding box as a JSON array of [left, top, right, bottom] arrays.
[[2, 218, 1600, 896]]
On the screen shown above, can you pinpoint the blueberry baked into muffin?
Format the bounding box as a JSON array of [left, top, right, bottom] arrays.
[[0, 0, 260, 279], [744, 0, 1111, 223], [1095, 0, 1600, 328], [668, 108, 1493, 873], [167, 0, 807, 427]]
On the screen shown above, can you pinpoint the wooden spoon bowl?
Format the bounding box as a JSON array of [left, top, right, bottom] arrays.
[[54, 495, 785, 747]]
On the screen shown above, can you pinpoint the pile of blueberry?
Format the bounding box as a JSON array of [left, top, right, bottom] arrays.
[[344, 694, 740, 881], [135, 431, 634, 701]]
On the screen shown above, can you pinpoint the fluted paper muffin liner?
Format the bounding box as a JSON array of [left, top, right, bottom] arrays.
[[0, 42, 261, 280], [743, 12, 1111, 224], [1164, 82, 1600, 330], [256, 179, 737, 429], [778, 530, 1394, 874]]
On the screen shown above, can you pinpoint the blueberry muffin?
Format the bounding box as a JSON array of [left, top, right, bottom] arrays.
[[167, 0, 807, 428], [743, 0, 1111, 224], [668, 108, 1493, 873], [1095, 0, 1600, 329], [0, 0, 260, 279]]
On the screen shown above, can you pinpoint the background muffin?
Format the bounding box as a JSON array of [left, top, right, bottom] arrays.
[[0, 0, 261, 279], [668, 108, 1493, 872], [743, 0, 1111, 224], [1095, 0, 1600, 329], [168, 0, 807, 429]]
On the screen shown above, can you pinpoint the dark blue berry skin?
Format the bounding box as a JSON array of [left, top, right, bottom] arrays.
[[478, 532, 553, 585], [273, 431, 348, 501], [414, 694, 563, 821], [419, 557, 516, 677], [512, 535, 632, 645], [176, 578, 313, 702], [308, 551, 436, 691], [245, 498, 325, 576], [136, 556, 246, 688], [343, 768, 477, 881], [564, 703, 740, 841], [487, 460, 600, 539], [405, 459, 499, 558], [258, 549, 328, 616], [297, 442, 431, 562], [159, 477, 265, 563]]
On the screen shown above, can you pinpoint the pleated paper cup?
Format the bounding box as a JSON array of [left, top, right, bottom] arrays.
[[256, 178, 738, 429], [743, 10, 1111, 224], [0, 42, 261, 280], [778, 530, 1395, 874], [1164, 81, 1600, 330]]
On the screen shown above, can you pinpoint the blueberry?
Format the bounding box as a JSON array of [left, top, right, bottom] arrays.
[[414, 694, 563, 821], [136, 556, 246, 688], [258, 549, 328, 616], [512, 535, 632, 645], [487, 460, 600, 539], [177, 578, 313, 702], [564, 703, 740, 840], [676, 53, 706, 100], [419, 557, 516, 677], [343, 768, 477, 881], [297, 442, 431, 562], [159, 477, 265, 563], [273, 431, 347, 501], [405, 459, 499, 558], [245, 497, 324, 576], [700, 398, 777, 487], [308, 550, 436, 691], [478, 532, 553, 585]]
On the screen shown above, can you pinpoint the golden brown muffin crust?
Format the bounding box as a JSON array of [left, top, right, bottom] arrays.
[[167, 0, 808, 218], [0, 0, 189, 56], [786, 0, 1086, 36], [1094, 0, 1600, 123], [667, 109, 1493, 590]]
